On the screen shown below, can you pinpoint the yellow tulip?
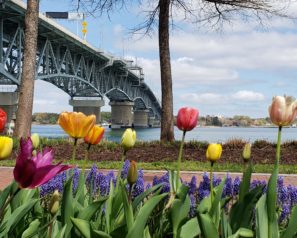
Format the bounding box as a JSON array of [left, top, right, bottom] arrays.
[[58, 112, 96, 139], [30, 133, 40, 149], [206, 143, 222, 162], [242, 143, 251, 162], [0, 136, 13, 159], [121, 128, 136, 152]]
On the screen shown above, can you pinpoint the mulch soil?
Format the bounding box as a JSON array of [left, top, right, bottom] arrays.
[[9, 140, 296, 165]]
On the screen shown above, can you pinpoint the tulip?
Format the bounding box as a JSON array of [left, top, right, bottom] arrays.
[[269, 95, 297, 127], [0, 136, 13, 159], [58, 111, 96, 139], [206, 143, 222, 163], [121, 128, 136, 153], [84, 125, 105, 145], [13, 138, 72, 189], [30, 133, 40, 149], [176, 107, 199, 132], [0, 108, 7, 133], [242, 143, 251, 162], [127, 160, 138, 186]]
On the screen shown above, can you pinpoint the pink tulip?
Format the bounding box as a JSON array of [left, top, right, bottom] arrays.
[[269, 96, 297, 126], [13, 138, 73, 189], [176, 107, 199, 132]]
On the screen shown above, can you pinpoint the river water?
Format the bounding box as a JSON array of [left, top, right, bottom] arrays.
[[31, 125, 297, 143]]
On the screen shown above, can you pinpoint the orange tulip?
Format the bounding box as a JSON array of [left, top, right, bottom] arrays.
[[58, 112, 96, 139], [84, 125, 105, 145]]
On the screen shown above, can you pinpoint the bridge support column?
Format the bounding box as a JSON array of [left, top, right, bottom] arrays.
[[148, 116, 161, 127], [109, 101, 134, 128], [69, 98, 104, 123], [133, 109, 149, 128], [0, 92, 18, 125]]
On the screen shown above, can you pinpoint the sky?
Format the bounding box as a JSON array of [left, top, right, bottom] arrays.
[[32, 0, 297, 118]]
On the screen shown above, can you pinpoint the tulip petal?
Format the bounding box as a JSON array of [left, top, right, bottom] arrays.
[[13, 159, 36, 188], [29, 164, 73, 188], [20, 138, 33, 161], [32, 149, 54, 168]]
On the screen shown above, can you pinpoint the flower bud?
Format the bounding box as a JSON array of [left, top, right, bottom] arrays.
[[30, 133, 40, 149], [121, 129, 136, 152], [0, 108, 7, 133], [269, 95, 297, 126], [0, 136, 13, 159], [49, 190, 60, 215], [242, 143, 251, 162], [127, 160, 138, 186], [206, 143, 222, 163]]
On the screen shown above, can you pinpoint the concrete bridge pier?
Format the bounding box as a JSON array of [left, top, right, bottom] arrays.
[[133, 109, 149, 128], [0, 92, 18, 124], [69, 98, 104, 123], [109, 101, 134, 128], [148, 116, 161, 127]]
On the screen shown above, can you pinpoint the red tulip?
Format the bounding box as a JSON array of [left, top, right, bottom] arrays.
[[176, 107, 199, 132], [0, 108, 7, 133], [13, 138, 73, 189]]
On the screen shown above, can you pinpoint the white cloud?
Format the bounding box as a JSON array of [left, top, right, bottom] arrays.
[[231, 90, 265, 101], [180, 93, 226, 104]]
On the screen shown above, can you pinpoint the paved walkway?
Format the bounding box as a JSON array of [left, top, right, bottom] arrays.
[[1, 167, 297, 189]]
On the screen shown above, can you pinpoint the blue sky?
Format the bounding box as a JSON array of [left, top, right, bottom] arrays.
[[33, 0, 297, 118]]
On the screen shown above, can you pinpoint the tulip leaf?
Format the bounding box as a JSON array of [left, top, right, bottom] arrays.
[[228, 228, 254, 238], [126, 193, 167, 238], [197, 213, 219, 238], [54, 225, 67, 238], [239, 163, 253, 203], [21, 219, 40, 238], [71, 217, 91, 238], [75, 171, 87, 206], [230, 186, 263, 232], [180, 217, 201, 238], [132, 183, 163, 210], [281, 205, 297, 238], [78, 197, 108, 221], [221, 212, 232, 238], [210, 178, 225, 229], [92, 230, 112, 238], [0, 198, 38, 235], [61, 175, 74, 237], [170, 184, 190, 237], [120, 182, 134, 231], [255, 194, 268, 238], [197, 196, 211, 214], [0, 183, 11, 209]]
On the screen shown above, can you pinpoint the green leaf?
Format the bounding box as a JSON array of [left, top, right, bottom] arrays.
[[197, 213, 219, 238], [0, 184, 11, 209], [144, 226, 151, 238], [71, 217, 91, 238], [281, 205, 297, 238], [230, 186, 263, 232], [61, 175, 74, 237], [75, 171, 87, 206], [221, 212, 232, 238], [132, 183, 163, 210], [239, 163, 253, 203], [0, 198, 38, 235], [21, 219, 40, 238], [126, 193, 167, 238], [170, 184, 190, 237], [120, 182, 134, 231], [180, 217, 201, 238], [92, 230, 112, 238], [210, 178, 226, 228], [255, 194, 268, 238], [78, 197, 108, 220], [228, 228, 254, 238], [197, 195, 211, 214]]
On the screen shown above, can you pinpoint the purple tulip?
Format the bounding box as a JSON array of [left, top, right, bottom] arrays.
[[13, 138, 73, 189]]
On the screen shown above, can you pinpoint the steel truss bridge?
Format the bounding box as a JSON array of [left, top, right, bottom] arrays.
[[0, 0, 161, 119]]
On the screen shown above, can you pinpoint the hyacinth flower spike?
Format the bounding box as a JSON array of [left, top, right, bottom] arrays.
[[13, 138, 73, 189]]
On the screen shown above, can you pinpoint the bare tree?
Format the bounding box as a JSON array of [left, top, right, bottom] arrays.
[[77, 0, 286, 142], [14, 0, 39, 138]]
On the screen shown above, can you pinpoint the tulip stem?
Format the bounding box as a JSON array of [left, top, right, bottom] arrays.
[[128, 184, 133, 204], [210, 161, 214, 203], [0, 187, 20, 222], [275, 126, 282, 167], [176, 131, 186, 192], [71, 139, 78, 165]]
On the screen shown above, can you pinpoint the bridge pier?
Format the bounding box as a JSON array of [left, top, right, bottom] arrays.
[[0, 92, 18, 125], [109, 101, 134, 128], [133, 109, 149, 128], [148, 116, 161, 128], [69, 98, 104, 123]]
